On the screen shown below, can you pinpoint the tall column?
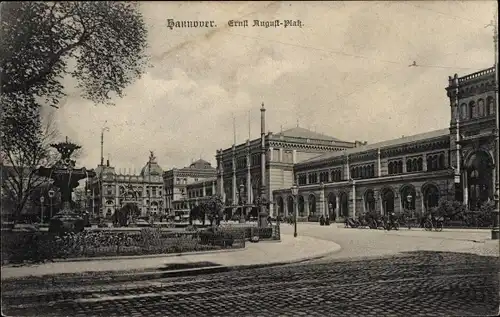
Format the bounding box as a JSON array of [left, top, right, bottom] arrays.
[[377, 148, 382, 177], [216, 150, 224, 197], [319, 184, 325, 216], [232, 145, 237, 205], [422, 154, 428, 171], [202, 182, 206, 197], [346, 154, 351, 180], [212, 181, 215, 196], [259, 103, 268, 226], [463, 173, 469, 208], [421, 190, 425, 214], [292, 149, 297, 164], [352, 180, 356, 218], [452, 74, 462, 186], [269, 147, 274, 161]]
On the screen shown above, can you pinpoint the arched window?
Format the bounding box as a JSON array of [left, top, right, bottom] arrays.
[[477, 99, 485, 117], [339, 192, 349, 217], [309, 195, 317, 216], [423, 185, 440, 212], [287, 196, 294, 218], [364, 189, 376, 213], [397, 161, 403, 174], [412, 159, 419, 172], [460, 103, 468, 119], [432, 155, 438, 170], [388, 162, 393, 175], [417, 157, 423, 171], [427, 156, 432, 171], [401, 185, 416, 211], [438, 154, 445, 169], [469, 101, 476, 119], [298, 196, 305, 217], [486, 96, 494, 115], [406, 159, 412, 173]]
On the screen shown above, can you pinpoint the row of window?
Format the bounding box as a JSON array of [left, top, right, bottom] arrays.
[[105, 199, 164, 206], [388, 153, 446, 175], [107, 186, 163, 197], [460, 97, 495, 120], [188, 187, 213, 198], [350, 164, 375, 179], [298, 153, 448, 185]]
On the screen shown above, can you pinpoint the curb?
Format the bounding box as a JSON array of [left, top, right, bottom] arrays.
[[49, 247, 245, 263], [1, 242, 342, 287]]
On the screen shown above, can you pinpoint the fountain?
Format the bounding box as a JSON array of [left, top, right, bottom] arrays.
[[37, 137, 96, 234]]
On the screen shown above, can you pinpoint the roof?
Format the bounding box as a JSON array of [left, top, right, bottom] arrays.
[[140, 162, 163, 176], [299, 128, 450, 165], [188, 159, 214, 170], [276, 127, 343, 142]]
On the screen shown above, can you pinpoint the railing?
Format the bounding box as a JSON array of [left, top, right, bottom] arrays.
[[458, 67, 495, 84]]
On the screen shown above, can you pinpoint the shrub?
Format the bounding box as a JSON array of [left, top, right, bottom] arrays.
[[434, 198, 466, 219]]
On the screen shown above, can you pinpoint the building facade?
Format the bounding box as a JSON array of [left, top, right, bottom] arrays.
[[215, 105, 362, 217], [88, 152, 166, 219], [163, 159, 216, 217], [272, 66, 497, 221]]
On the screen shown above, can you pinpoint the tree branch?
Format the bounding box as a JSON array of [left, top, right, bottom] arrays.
[[1, 27, 89, 94]]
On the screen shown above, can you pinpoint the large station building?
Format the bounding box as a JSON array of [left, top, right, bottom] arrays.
[[215, 108, 368, 217], [88, 153, 166, 219], [272, 66, 497, 221]]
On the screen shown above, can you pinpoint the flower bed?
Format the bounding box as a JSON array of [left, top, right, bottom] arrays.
[[1, 227, 245, 265]]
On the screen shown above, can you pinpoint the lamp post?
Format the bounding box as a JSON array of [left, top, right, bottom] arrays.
[[48, 189, 55, 221], [40, 196, 45, 223], [291, 183, 299, 238], [238, 183, 245, 223]]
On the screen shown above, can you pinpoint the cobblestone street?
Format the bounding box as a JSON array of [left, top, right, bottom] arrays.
[[2, 249, 498, 317]]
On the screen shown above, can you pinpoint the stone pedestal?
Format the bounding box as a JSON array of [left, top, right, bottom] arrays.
[[258, 209, 268, 228]]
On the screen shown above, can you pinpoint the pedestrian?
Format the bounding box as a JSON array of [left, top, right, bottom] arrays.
[[332, 212, 336, 223]]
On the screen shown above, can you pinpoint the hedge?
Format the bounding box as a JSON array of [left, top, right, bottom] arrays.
[[1, 227, 245, 265]]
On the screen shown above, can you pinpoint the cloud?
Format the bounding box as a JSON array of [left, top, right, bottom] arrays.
[[47, 1, 496, 173]]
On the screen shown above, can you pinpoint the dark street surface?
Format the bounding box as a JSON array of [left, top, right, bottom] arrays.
[[2, 250, 499, 317]]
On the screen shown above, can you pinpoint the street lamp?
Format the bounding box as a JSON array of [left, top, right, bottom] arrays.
[[48, 189, 55, 220], [238, 183, 245, 223], [291, 183, 299, 238], [40, 196, 45, 223]]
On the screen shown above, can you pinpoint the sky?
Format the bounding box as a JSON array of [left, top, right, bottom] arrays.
[[46, 1, 497, 173]]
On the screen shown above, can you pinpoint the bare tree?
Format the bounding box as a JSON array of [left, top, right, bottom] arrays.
[[1, 111, 60, 221]]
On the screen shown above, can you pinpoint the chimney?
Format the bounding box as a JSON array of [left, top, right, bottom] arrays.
[[106, 159, 110, 167]]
